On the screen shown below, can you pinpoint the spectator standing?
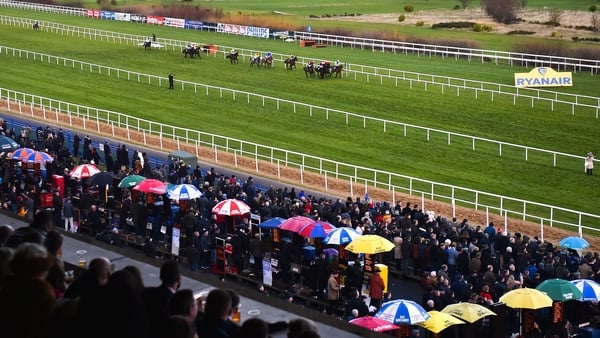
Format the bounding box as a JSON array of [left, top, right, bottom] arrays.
[[143, 260, 181, 338], [369, 267, 385, 310], [63, 195, 75, 232], [72, 133, 80, 158], [585, 152, 594, 176], [169, 73, 175, 89]]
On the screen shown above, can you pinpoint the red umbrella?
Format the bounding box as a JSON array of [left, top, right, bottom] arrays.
[[212, 198, 251, 216], [279, 216, 313, 233], [298, 220, 336, 238], [70, 164, 100, 179], [349, 316, 400, 332], [10, 147, 36, 161], [24, 151, 54, 163], [133, 179, 168, 194]]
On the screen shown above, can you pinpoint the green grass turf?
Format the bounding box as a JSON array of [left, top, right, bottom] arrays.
[[0, 11, 598, 225]]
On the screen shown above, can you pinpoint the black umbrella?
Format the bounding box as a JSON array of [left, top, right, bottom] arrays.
[[86, 171, 116, 187], [0, 136, 19, 156]]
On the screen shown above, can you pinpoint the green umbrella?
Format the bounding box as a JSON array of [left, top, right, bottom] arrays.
[[117, 174, 146, 188], [536, 278, 583, 302]]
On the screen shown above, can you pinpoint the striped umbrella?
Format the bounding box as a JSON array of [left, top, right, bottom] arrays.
[[10, 147, 36, 161], [69, 164, 100, 179], [375, 299, 431, 325], [324, 227, 361, 245], [571, 279, 600, 301], [167, 184, 203, 200], [212, 198, 251, 216], [117, 174, 146, 188], [24, 151, 54, 163]]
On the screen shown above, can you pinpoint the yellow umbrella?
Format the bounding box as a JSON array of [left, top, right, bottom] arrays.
[[441, 302, 497, 323], [345, 234, 395, 254], [417, 310, 465, 334], [499, 287, 553, 309]]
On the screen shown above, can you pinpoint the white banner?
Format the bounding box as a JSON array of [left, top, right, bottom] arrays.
[[114, 12, 130, 22], [171, 227, 180, 256], [165, 17, 185, 28]]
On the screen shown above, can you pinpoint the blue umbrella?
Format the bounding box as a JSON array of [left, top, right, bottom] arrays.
[[257, 217, 286, 229], [559, 236, 590, 250], [572, 279, 600, 301], [375, 299, 431, 325], [323, 227, 361, 245]]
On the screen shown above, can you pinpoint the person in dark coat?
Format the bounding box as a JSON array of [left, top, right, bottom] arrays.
[[72, 133, 80, 158], [143, 260, 181, 338], [52, 191, 63, 229]]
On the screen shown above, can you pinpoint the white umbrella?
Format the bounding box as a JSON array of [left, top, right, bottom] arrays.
[[69, 164, 100, 179], [212, 198, 251, 216], [167, 184, 203, 200]]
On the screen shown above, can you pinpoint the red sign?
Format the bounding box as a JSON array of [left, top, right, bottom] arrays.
[[147, 16, 165, 25]]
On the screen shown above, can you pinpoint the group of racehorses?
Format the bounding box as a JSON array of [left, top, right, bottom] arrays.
[[303, 62, 343, 79]]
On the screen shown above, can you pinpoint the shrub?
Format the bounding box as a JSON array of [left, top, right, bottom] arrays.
[[459, 0, 470, 9], [308, 14, 319, 18], [431, 22, 476, 29], [547, 9, 562, 26], [398, 14, 406, 22], [453, 5, 461, 10], [506, 30, 535, 35], [473, 23, 483, 32], [590, 5, 597, 12], [550, 31, 558, 37], [416, 20, 425, 27], [483, 0, 520, 23], [404, 4, 414, 12]]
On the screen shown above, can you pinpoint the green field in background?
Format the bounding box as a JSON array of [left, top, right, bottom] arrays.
[[0, 8, 598, 225]]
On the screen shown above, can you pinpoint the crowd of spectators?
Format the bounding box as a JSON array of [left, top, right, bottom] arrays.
[[1, 121, 600, 337]]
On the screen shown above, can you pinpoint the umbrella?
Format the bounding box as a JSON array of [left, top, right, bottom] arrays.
[[86, 172, 116, 187], [279, 216, 313, 233], [499, 288, 553, 309], [118, 174, 146, 188], [324, 227, 361, 245], [10, 147, 36, 160], [212, 198, 251, 216], [536, 278, 582, 302], [70, 164, 101, 179], [375, 299, 431, 325], [323, 248, 339, 256], [571, 279, 600, 301], [24, 151, 54, 163], [441, 303, 497, 323], [133, 178, 168, 194], [345, 234, 395, 254], [559, 236, 590, 250], [0, 136, 19, 152], [298, 220, 336, 238], [417, 311, 465, 334], [257, 217, 286, 229], [349, 316, 400, 333], [167, 184, 203, 200]]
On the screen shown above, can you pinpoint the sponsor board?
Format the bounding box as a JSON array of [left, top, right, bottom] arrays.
[[101, 11, 115, 20], [165, 17, 185, 28], [185, 20, 203, 30], [86, 9, 101, 18], [146, 16, 165, 25], [247, 26, 269, 38], [130, 14, 147, 23], [217, 23, 247, 35], [114, 12, 131, 22], [514, 67, 573, 88]]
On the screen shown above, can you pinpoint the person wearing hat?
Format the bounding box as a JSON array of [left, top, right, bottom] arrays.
[[585, 151, 594, 176], [369, 267, 385, 310]]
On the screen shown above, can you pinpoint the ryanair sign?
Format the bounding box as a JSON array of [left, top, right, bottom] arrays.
[[514, 67, 573, 88]]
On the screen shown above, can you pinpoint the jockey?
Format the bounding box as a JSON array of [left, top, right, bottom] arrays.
[[265, 51, 272, 59], [145, 36, 151, 44], [186, 42, 192, 49], [334, 59, 341, 67], [308, 60, 314, 69], [231, 48, 238, 55]]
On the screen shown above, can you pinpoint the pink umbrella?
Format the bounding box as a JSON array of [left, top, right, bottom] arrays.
[[298, 220, 336, 238], [70, 164, 100, 179], [133, 179, 168, 194], [279, 216, 313, 233], [349, 316, 400, 333], [212, 198, 251, 216]]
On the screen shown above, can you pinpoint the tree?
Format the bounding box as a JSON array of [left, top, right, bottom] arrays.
[[592, 13, 600, 33], [459, 0, 470, 9], [547, 9, 562, 26], [482, 0, 521, 24]]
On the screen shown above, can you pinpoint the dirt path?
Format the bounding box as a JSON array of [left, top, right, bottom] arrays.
[[2, 98, 597, 252]]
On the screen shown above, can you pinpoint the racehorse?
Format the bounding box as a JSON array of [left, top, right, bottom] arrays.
[[332, 65, 343, 78], [226, 52, 239, 64], [182, 46, 201, 58], [316, 63, 332, 79], [260, 56, 273, 68], [284, 56, 297, 70], [143, 40, 152, 50], [303, 65, 315, 78], [250, 56, 261, 68], [33, 21, 39, 31]]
